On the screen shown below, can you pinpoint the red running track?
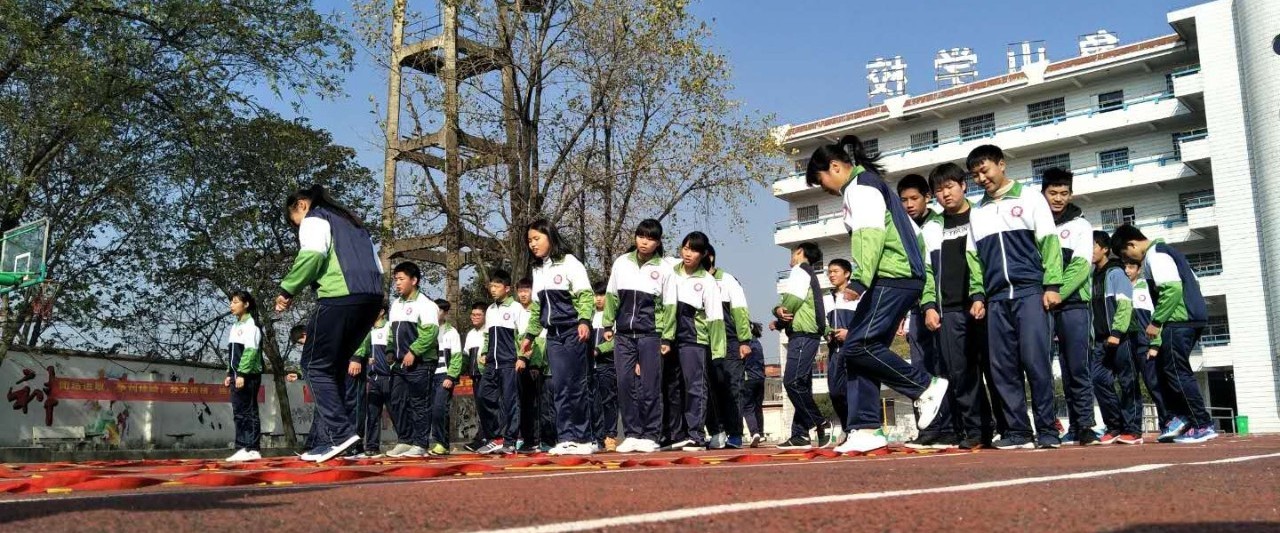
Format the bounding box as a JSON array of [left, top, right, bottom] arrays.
[[1, 435, 1278, 532]]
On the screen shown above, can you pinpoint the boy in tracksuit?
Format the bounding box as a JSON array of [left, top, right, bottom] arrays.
[[353, 306, 391, 456], [707, 248, 752, 450], [824, 258, 879, 449], [589, 282, 619, 451], [385, 262, 440, 458], [1041, 168, 1098, 446], [514, 278, 555, 452], [477, 270, 525, 455], [920, 162, 993, 450], [1089, 231, 1143, 444], [773, 242, 828, 450], [465, 303, 496, 452], [742, 323, 767, 446], [1111, 225, 1217, 444], [429, 299, 464, 455], [965, 145, 1064, 450], [1126, 260, 1169, 431]]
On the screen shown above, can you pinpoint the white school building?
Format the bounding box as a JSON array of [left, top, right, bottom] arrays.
[[771, 0, 1280, 434]]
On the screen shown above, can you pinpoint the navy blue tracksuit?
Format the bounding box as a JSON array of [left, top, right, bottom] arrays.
[[365, 374, 394, 453], [305, 296, 383, 449], [230, 374, 262, 451], [617, 334, 663, 441], [909, 310, 953, 437], [937, 310, 993, 441], [840, 283, 933, 406], [1054, 307, 1096, 435], [742, 340, 766, 436], [987, 296, 1056, 439], [546, 327, 592, 443]]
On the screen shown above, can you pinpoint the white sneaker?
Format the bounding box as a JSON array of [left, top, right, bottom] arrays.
[[708, 432, 727, 450], [386, 443, 413, 458], [314, 435, 361, 463], [547, 442, 574, 456], [666, 439, 694, 451], [244, 450, 262, 461], [401, 445, 427, 458], [616, 437, 638, 453], [636, 439, 660, 453], [749, 434, 764, 448], [914, 377, 950, 431], [835, 429, 888, 454], [225, 448, 250, 462], [565, 442, 595, 456]]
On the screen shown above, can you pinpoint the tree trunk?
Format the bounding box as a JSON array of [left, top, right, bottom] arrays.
[[259, 317, 298, 449]]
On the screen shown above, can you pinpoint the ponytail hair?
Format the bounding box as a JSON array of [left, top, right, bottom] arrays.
[[805, 134, 884, 186], [285, 185, 365, 229], [680, 231, 714, 272]]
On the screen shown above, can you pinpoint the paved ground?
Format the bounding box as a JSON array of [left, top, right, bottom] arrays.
[[1, 435, 1277, 532]]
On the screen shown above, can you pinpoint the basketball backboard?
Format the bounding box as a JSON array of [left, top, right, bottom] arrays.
[[0, 218, 50, 294]]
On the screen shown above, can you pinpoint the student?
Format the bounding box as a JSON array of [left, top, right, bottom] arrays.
[[225, 290, 263, 462], [899, 174, 956, 450], [660, 231, 726, 451], [772, 242, 828, 450], [382, 262, 440, 458], [521, 218, 596, 456], [921, 162, 995, 450], [464, 302, 496, 452], [824, 259, 881, 449], [589, 282, 619, 451], [962, 144, 1063, 450], [1110, 224, 1217, 444], [1090, 231, 1143, 445], [602, 219, 672, 454], [278, 185, 384, 463], [428, 299, 464, 456], [284, 323, 314, 454], [353, 304, 392, 457], [513, 277, 542, 452], [706, 246, 751, 450], [476, 271, 525, 455], [1041, 168, 1098, 445], [804, 136, 948, 455], [1126, 260, 1169, 431], [741, 323, 767, 447]]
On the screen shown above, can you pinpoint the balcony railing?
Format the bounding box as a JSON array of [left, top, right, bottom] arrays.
[[775, 213, 841, 232], [1201, 333, 1230, 347], [776, 267, 828, 281], [1170, 64, 1203, 78]]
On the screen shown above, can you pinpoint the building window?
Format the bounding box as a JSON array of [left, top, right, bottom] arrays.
[[1098, 90, 1124, 113], [1027, 97, 1066, 126], [1179, 190, 1215, 215], [1030, 153, 1071, 182], [910, 130, 939, 151], [863, 138, 880, 158], [959, 113, 995, 141], [793, 158, 808, 174], [1100, 207, 1136, 230], [796, 205, 819, 223], [967, 181, 985, 195], [1203, 316, 1230, 346], [1098, 147, 1130, 172], [1185, 251, 1223, 277], [1165, 73, 1175, 95]]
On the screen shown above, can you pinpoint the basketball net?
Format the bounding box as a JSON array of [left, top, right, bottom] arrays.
[[28, 281, 58, 321]]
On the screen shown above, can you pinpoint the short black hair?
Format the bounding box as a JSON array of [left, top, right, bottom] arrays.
[[928, 162, 968, 193], [592, 280, 607, 295], [896, 174, 930, 197], [434, 299, 451, 313], [634, 219, 666, 258], [749, 322, 763, 339], [1109, 224, 1148, 253], [795, 242, 822, 266], [517, 277, 533, 290], [470, 302, 487, 313], [393, 261, 422, 280], [1041, 167, 1073, 191], [490, 269, 512, 287], [680, 231, 714, 271], [289, 323, 307, 344], [1093, 230, 1111, 251], [966, 144, 1004, 171], [827, 258, 852, 273], [706, 244, 717, 268]]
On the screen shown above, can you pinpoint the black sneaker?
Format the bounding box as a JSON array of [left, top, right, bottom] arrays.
[[993, 436, 1034, 450], [930, 434, 960, 450], [905, 432, 938, 450], [777, 436, 813, 450], [1078, 431, 1100, 446], [515, 443, 539, 454], [1036, 434, 1062, 449], [815, 420, 832, 446], [958, 436, 985, 450], [464, 440, 486, 453]]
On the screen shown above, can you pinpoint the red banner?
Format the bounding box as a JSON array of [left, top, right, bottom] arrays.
[[454, 375, 473, 396], [51, 378, 262, 403]]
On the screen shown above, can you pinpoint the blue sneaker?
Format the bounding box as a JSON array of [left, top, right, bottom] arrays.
[[1059, 431, 1078, 445], [725, 435, 742, 449], [1174, 426, 1220, 444], [1158, 417, 1188, 443]]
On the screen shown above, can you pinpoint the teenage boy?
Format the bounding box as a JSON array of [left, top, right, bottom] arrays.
[[1089, 231, 1143, 445], [353, 305, 392, 456], [476, 270, 526, 455], [773, 242, 828, 450], [1126, 260, 1169, 431], [428, 299, 464, 455], [589, 282, 619, 451], [965, 144, 1064, 450], [382, 262, 440, 458], [464, 302, 496, 452], [742, 323, 767, 447], [707, 247, 751, 450], [1110, 224, 1218, 444]]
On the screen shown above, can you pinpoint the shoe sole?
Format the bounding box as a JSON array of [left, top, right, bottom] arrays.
[[995, 444, 1035, 450], [316, 434, 362, 462], [777, 445, 813, 450], [915, 378, 949, 431]]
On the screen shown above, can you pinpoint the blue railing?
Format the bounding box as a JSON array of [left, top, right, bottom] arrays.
[[1171, 64, 1202, 78], [775, 213, 841, 232], [1193, 264, 1223, 277], [1201, 334, 1230, 347]]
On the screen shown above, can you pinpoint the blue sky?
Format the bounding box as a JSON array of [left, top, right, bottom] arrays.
[[265, 0, 1190, 362]]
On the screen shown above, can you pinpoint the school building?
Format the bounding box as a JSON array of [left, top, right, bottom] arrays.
[[771, 0, 1280, 434]]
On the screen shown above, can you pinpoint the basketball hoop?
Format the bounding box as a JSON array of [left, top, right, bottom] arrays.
[[28, 281, 59, 321]]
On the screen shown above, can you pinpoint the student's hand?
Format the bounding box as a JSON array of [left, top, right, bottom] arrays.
[[235, 376, 245, 389], [1147, 347, 1159, 360], [577, 323, 590, 342], [348, 361, 362, 377], [834, 329, 848, 342], [895, 319, 907, 337], [768, 321, 778, 331], [843, 287, 861, 302], [1106, 336, 1121, 347], [520, 338, 533, 355], [604, 330, 614, 342], [1146, 324, 1160, 340], [515, 358, 527, 372], [224, 377, 232, 387], [739, 344, 751, 359], [970, 301, 986, 320], [275, 294, 292, 312], [443, 378, 454, 390], [774, 307, 794, 322], [634, 364, 641, 376], [924, 309, 942, 332], [660, 344, 671, 356], [403, 352, 416, 368], [1042, 290, 1062, 310]]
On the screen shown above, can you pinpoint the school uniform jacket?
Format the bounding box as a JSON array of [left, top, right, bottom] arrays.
[[485, 297, 526, 368], [1130, 279, 1154, 334], [660, 264, 727, 358], [712, 269, 754, 343], [603, 252, 674, 335], [591, 310, 615, 361], [777, 264, 823, 337], [1054, 204, 1095, 309], [526, 254, 595, 337], [967, 180, 1065, 302], [822, 289, 858, 347], [464, 327, 485, 374], [388, 290, 440, 370], [435, 324, 464, 380], [920, 206, 984, 312], [1142, 238, 1207, 347], [226, 315, 262, 378], [842, 166, 928, 294], [354, 321, 391, 376], [280, 206, 383, 301], [1091, 261, 1133, 340]]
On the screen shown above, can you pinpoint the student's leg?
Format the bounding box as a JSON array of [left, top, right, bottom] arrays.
[[987, 298, 1033, 440], [499, 366, 522, 443], [518, 367, 538, 444], [596, 358, 619, 440], [846, 374, 883, 430], [613, 336, 641, 439], [827, 344, 849, 432], [1091, 342, 1123, 433], [678, 344, 710, 445], [1130, 336, 1168, 429], [548, 330, 592, 444], [1014, 295, 1057, 440], [474, 369, 499, 443], [403, 364, 435, 448], [939, 310, 984, 441], [585, 359, 600, 442], [841, 285, 932, 399], [910, 311, 953, 437], [365, 375, 388, 453], [717, 350, 745, 439], [1112, 337, 1142, 435], [1161, 326, 1212, 429], [974, 316, 1003, 440], [302, 305, 351, 448], [704, 350, 725, 438], [389, 373, 412, 444], [537, 374, 557, 446], [634, 336, 664, 442], [783, 336, 821, 439], [430, 373, 452, 448], [1055, 308, 1096, 436], [662, 351, 686, 443], [230, 375, 253, 451], [742, 378, 764, 435]]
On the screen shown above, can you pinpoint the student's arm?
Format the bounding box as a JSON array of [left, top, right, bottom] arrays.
[[776, 268, 809, 315], [409, 305, 440, 357], [1108, 269, 1133, 337], [570, 259, 595, 325], [1032, 197, 1064, 291], [226, 328, 236, 378], [1060, 221, 1093, 299], [965, 227, 986, 302], [446, 335, 464, 380], [920, 223, 939, 312], [352, 332, 372, 363], [602, 262, 620, 328], [280, 217, 331, 297], [845, 184, 888, 295], [727, 276, 754, 342], [704, 279, 727, 358], [238, 326, 262, 374], [524, 299, 543, 339]]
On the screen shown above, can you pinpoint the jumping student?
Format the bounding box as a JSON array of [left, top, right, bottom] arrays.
[[602, 219, 672, 454], [521, 218, 596, 456], [899, 174, 956, 450], [773, 241, 828, 450], [1041, 168, 1098, 445], [660, 231, 726, 451], [429, 299, 464, 455], [742, 323, 767, 447], [706, 246, 750, 450], [382, 262, 440, 458], [465, 302, 495, 452], [353, 304, 392, 457], [921, 162, 994, 450], [963, 144, 1064, 450], [1111, 224, 1217, 444], [476, 270, 524, 455], [803, 135, 948, 455], [589, 281, 619, 451], [278, 185, 383, 463], [1090, 231, 1143, 445], [225, 290, 263, 462], [1126, 260, 1169, 431], [824, 258, 881, 449]]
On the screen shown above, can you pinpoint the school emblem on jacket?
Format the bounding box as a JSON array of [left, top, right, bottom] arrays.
[[650, 270, 660, 280], [694, 283, 703, 292], [1060, 229, 1070, 239], [1138, 295, 1148, 302], [503, 313, 511, 321], [554, 274, 564, 284], [1011, 206, 1024, 218]]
